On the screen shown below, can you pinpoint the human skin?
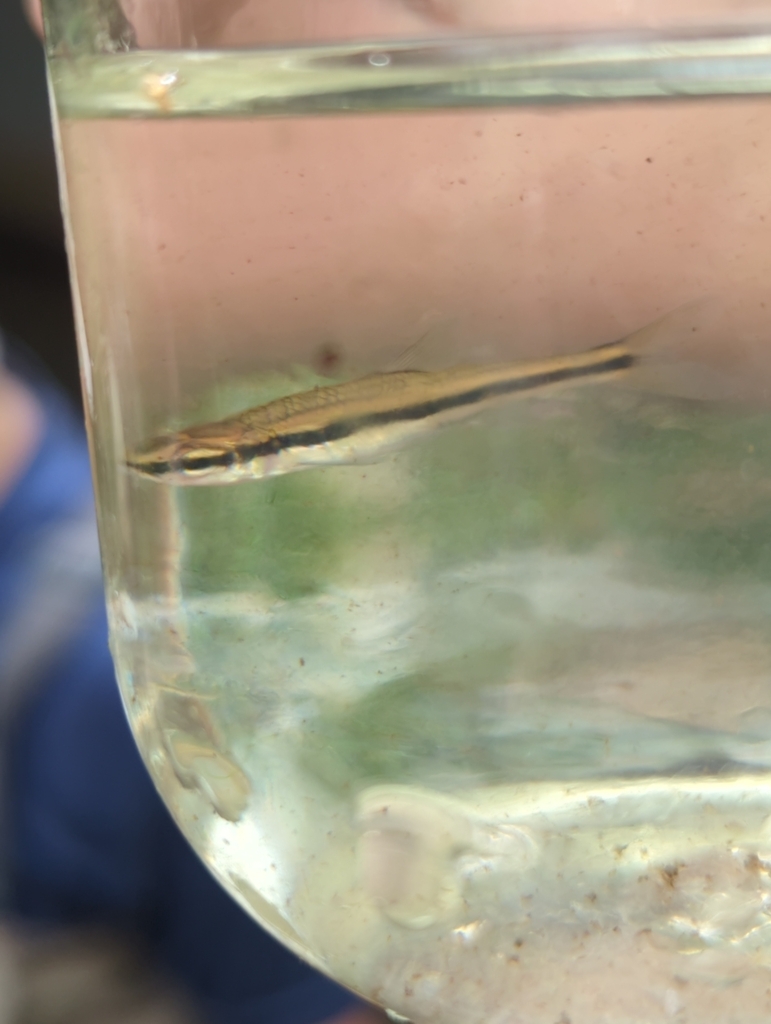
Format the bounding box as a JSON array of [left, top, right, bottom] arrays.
[[0, 369, 42, 504], [121, 0, 771, 46], [42, 0, 771, 431]]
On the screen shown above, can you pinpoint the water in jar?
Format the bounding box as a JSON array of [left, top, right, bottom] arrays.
[[51, 32, 771, 1024]]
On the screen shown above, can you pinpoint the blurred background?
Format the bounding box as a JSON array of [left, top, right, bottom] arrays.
[[0, 10, 193, 1022], [0, 0, 80, 402]]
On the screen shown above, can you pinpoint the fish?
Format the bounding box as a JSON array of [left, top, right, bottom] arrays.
[[127, 306, 707, 486]]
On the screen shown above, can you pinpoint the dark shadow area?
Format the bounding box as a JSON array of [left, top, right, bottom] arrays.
[[0, 229, 80, 400], [0, 0, 80, 404]]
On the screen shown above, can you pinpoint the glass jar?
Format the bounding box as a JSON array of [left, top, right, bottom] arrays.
[[43, 2, 771, 1020]]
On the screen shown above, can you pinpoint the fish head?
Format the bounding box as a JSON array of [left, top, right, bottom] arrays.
[[127, 428, 241, 485]]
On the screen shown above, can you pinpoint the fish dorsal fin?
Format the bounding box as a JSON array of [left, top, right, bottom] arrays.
[[384, 315, 458, 373], [387, 335, 429, 372]]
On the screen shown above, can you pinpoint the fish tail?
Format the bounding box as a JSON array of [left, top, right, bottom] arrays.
[[609, 297, 741, 402]]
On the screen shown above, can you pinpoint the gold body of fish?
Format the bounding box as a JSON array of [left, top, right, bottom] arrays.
[[126, 339, 634, 485]]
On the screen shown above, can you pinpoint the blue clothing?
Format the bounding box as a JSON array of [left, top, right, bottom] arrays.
[[1, 343, 356, 1024]]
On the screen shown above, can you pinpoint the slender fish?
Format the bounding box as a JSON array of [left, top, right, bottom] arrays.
[[127, 338, 636, 486]]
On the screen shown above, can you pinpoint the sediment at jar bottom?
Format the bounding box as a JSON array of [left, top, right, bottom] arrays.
[[288, 779, 771, 1024]]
